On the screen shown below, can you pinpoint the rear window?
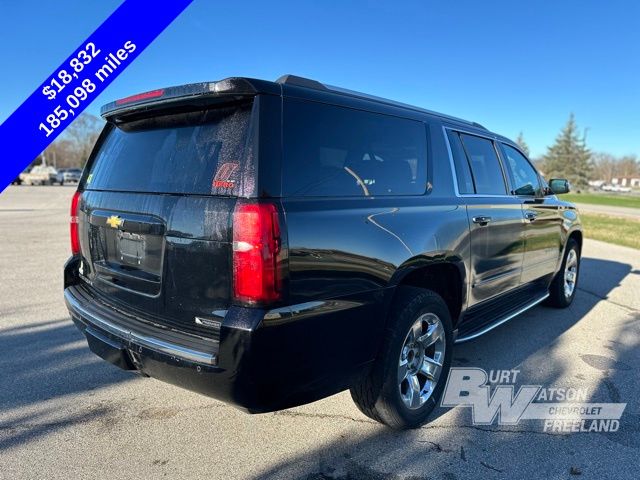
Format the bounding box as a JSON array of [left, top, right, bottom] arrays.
[[85, 101, 256, 195], [283, 99, 428, 197]]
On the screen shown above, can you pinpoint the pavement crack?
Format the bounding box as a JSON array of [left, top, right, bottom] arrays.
[[480, 460, 503, 473], [273, 410, 377, 425], [417, 440, 452, 453], [420, 423, 570, 438]]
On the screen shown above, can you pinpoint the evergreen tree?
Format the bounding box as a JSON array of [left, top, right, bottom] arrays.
[[542, 114, 592, 190], [516, 132, 530, 157]]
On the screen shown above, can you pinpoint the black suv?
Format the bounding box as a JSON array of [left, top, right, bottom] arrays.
[[64, 75, 581, 429]]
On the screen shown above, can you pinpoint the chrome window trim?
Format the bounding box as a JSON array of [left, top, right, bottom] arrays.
[[442, 126, 515, 199], [442, 125, 462, 197]]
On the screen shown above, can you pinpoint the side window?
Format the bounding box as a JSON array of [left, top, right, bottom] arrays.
[[447, 131, 475, 194], [459, 134, 507, 195], [501, 144, 541, 196], [283, 99, 428, 197]]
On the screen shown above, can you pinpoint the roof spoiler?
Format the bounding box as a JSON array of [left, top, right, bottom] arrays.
[[100, 78, 272, 120]]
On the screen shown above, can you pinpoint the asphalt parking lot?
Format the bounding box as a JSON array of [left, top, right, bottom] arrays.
[[0, 186, 638, 480]]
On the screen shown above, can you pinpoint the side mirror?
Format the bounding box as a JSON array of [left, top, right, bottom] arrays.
[[548, 178, 570, 195]]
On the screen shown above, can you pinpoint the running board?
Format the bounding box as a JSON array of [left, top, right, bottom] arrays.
[[454, 293, 549, 344]]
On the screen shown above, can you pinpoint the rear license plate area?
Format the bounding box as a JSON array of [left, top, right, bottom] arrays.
[[86, 211, 165, 297], [117, 231, 146, 266]]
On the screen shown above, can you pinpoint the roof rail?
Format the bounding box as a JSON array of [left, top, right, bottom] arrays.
[[275, 74, 487, 130]]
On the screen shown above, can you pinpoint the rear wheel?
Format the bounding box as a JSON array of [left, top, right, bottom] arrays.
[[546, 238, 580, 308], [350, 287, 453, 429]]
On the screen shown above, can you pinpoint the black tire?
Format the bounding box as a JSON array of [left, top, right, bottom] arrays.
[[350, 286, 453, 429], [546, 238, 580, 308]]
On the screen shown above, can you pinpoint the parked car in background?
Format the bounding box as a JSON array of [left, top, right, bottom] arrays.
[[64, 75, 582, 429], [56, 168, 83, 185], [20, 165, 58, 185], [11, 176, 22, 185], [602, 184, 632, 193]]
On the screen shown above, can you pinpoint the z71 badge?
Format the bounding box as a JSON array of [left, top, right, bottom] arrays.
[[212, 162, 238, 189]]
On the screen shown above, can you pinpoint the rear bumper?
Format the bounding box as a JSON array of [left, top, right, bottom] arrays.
[[65, 287, 217, 365], [64, 281, 380, 413], [65, 285, 243, 406]]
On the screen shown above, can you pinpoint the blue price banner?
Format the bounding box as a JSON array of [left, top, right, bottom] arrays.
[[0, 0, 194, 192]]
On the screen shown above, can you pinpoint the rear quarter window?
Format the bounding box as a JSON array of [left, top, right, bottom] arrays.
[[283, 99, 428, 197]]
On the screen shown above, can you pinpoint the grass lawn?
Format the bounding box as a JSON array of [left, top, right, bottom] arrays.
[[560, 193, 640, 209], [580, 213, 640, 250]]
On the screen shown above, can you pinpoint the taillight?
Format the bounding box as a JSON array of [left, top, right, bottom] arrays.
[[70, 191, 82, 255], [232, 201, 282, 303], [115, 89, 164, 105]]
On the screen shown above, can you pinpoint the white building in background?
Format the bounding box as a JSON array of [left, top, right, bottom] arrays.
[[611, 177, 640, 188]]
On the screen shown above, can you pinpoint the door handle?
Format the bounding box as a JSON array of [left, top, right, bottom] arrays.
[[472, 215, 492, 225], [524, 211, 538, 222]]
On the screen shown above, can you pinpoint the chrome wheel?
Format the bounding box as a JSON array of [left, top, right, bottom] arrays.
[[564, 248, 578, 299], [398, 312, 445, 410]]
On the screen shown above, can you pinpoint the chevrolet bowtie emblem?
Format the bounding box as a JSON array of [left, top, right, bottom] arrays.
[[106, 215, 124, 229]]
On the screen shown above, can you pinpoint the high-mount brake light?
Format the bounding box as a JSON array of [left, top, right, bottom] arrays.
[[232, 202, 282, 303], [70, 191, 82, 255], [115, 89, 165, 105]]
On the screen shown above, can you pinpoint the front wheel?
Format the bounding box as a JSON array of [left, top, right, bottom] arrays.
[[546, 238, 580, 308], [350, 287, 453, 429]]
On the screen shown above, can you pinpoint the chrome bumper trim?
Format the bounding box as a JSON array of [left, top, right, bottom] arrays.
[[64, 289, 217, 365]]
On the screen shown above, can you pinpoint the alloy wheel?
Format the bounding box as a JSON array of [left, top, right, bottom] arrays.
[[398, 312, 446, 410], [564, 249, 578, 299]]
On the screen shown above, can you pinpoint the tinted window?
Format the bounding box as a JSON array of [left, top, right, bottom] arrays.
[[447, 131, 474, 194], [459, 134, 506, 195], [283, 100, 427, 197], [501, 144, 541, 196], [86, 102, 255, 195]]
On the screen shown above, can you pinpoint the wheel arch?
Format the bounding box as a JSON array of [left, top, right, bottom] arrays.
[[557, 227, 583, 273], [384, 254, 467, 327], [568, 229, 583, 252]]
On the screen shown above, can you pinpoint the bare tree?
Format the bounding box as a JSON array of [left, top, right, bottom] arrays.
[[40, 113, 104, 168], [592, 152, 617, 183], [592, 153, 639, 182], [616, 155, 640, 178]]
